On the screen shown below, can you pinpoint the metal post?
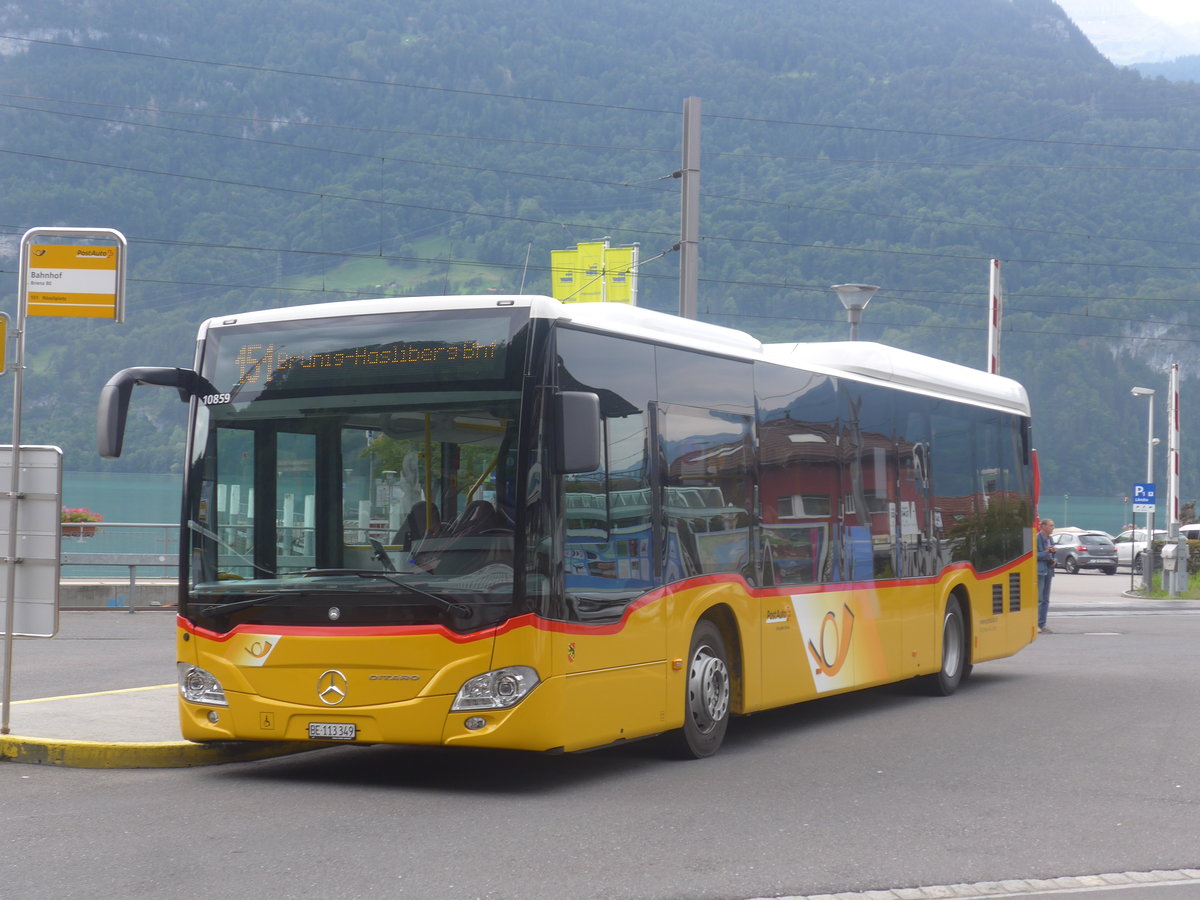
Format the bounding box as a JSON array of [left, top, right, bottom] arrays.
[[1, 239, 30, 735], [1145, 394, 1155, 592], [3, 226, 125, 734], [678, 97, 700, 320], [1166, 364, 1182, 595], [988, 259, 1002, 374], [1131, 386, 1155, 591], [128, 564, 138, 614]]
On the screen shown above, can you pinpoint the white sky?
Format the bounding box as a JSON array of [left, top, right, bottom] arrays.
[[1130, 0, 1200, 24]]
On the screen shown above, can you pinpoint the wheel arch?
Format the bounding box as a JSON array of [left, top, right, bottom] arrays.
[[694, 603, 745, 715], [935, 571, 976, 658], [947, 583, 974, 667], [921, 583, 972, 696]]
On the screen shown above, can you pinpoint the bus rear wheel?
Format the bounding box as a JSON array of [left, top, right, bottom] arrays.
[[926, 595, 969, 696], [670, 620, 730, 759]]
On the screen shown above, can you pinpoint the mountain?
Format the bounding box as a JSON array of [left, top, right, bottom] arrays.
[[1056, 0, 1200, 63], [3, 0, 1200, 513], [1134, 54, 1200, 81]]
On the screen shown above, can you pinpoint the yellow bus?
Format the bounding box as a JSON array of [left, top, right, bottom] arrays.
[[98, 296, 1036, 758]]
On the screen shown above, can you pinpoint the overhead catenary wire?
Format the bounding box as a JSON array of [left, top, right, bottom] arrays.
[[3, 31, 1200, 351], [3, 40, 1198, 264], [3, 146, 1199, 276]]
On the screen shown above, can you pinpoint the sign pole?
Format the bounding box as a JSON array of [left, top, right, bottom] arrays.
[[1132, 482, 1156, 591], [2, 227, 126, 735], [0, 241, 30, 734], [1166, 364, 1182, 595], [1146, 397, 1155, 591]]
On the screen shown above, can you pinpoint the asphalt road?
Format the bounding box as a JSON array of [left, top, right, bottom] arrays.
[[2, 596, 1198, 900], [3, 609, 176, 701]]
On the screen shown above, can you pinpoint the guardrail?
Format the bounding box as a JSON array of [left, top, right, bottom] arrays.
[[56, 519, 423, 610], [59, 522, 179, 612]]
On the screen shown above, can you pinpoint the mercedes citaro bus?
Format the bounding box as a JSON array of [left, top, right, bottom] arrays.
[[98, 295, 1037, 757]]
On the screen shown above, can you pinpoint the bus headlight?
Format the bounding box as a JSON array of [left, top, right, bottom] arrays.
[[178, 663, 228, 707], [451, 666, 539, 711]]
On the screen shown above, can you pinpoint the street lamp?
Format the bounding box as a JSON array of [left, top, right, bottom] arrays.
[[831, 283, 879, 341], [1131, 386, 1155, 586]]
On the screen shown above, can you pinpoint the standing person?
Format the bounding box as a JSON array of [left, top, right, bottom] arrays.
[[1036, 518, 1056, 633]]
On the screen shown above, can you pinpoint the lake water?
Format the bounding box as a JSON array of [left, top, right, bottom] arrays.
[[1038, 493, 1141, 536], [63, 471, 182, 524], [60, 472, 183, 576]]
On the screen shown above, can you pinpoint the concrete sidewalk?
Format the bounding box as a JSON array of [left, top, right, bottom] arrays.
[[3, 591, 1199, 769], [1, 682, 310, 768], [0, 610, 314, 769]]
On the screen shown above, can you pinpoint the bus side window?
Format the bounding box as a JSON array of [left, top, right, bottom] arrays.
[[556, 328, 657, 615], [660, 406, 752, 580], [754, 365, 839, 586]]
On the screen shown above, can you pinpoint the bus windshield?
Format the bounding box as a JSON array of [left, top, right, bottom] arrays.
[[182, 308, 536, 634]]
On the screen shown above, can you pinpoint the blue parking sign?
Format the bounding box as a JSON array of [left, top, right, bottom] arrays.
[[1133, 482, 1156, 512]]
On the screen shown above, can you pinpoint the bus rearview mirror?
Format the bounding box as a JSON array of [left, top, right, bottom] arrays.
[[97, 366, 217, 459], [555, 390, 601, 474]]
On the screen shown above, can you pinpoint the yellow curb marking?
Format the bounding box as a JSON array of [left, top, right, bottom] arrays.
[[11, 684, 175, 704]]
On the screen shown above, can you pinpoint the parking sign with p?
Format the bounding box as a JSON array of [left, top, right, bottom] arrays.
[[1133, 483, 1156, 513]]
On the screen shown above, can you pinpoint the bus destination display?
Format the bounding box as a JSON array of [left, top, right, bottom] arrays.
[[207, 313, 516, 399]]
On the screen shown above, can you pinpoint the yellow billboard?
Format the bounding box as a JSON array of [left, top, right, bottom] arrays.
[[551, 241, 637, 304], [26, 244, 121, 319]]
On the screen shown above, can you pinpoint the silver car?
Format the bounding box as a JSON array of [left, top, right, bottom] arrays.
[[1113, 528, 1167, 574], [1051, 532, 1117, 574]]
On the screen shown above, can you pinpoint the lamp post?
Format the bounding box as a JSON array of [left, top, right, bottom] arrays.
[[831, 283, 879, 341], [1131, 386, 1155, 588]]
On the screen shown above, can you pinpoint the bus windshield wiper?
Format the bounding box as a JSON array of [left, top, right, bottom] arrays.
[[197, 592, 290, 617], [187, 519, 276, 578], [302, 569, 472, 618], [197, 573, 472, 619]]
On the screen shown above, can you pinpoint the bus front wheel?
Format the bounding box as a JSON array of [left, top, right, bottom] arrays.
[[926, 595, 969, 696], [670, 620, 731, 759]]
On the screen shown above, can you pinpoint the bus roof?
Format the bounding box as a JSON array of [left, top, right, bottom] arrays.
[[198, 295, 1028, 416], [761, 341, 1030, 416], [554, 300, 1029, 416]]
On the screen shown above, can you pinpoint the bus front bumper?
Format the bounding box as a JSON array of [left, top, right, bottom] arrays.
[[179, 676, 574, 752]]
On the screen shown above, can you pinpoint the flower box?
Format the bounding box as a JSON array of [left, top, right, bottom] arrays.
[[62, 523, 100, 538], [61, 507, 103, 539]]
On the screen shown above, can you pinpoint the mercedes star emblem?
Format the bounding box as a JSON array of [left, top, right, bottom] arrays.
[[317, 669, 348, 705]]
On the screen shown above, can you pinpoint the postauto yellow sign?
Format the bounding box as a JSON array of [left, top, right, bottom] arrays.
[[550, 242, 636, 304], [26, 244, 121, 318]]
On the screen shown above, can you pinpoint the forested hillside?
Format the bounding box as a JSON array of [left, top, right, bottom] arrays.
[[2, 0, 1200, 508]]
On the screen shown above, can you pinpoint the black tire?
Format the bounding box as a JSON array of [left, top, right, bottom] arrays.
[[1103, 566, 1117, 575], [926, 595, 968, 696], [1064, 556, 1079, 574], [669, 620, 731, 759], [1133, 553, 1144, 575]]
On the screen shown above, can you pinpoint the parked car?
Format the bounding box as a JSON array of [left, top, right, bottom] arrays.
[[1113, 528, 1168, 574], [1051, 531, 1117, 574]]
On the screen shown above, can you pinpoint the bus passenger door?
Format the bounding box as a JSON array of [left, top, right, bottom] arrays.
[[555, 327, 666, 749]]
